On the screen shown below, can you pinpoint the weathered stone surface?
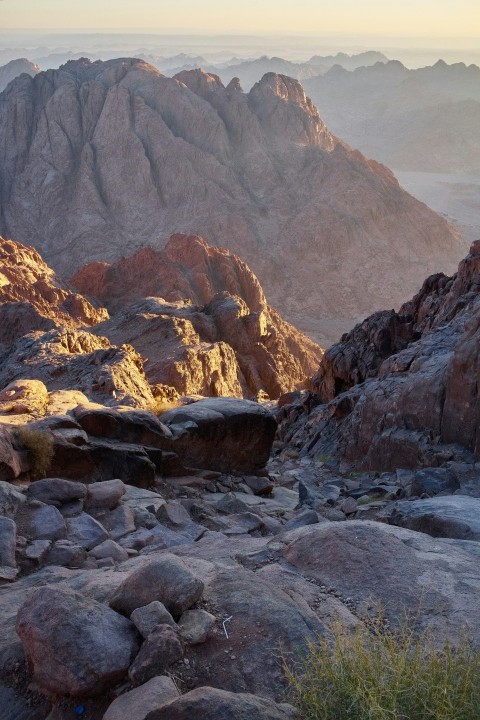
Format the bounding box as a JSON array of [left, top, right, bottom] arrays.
[[73, 406, 171, 447], [388, 496, 480, 540], [65, 513, 109, 550], [97, 505, 136, 540], [24, 539, 51, 564], [0, 60, 462, 346], [0, 480, 26, 516], [282, 241, 480, 471], [0, 517, 17, 581], [143, 686, 299, 720], [177, 609, 215, 645], [46, 539, 87, 568], [0, 237, 107, 349], [27, 477, 87, 507], [85, 479, 126, 510], [128, 625, 184, 685], [89, 539, 129, 563], [0, 379, 49, 416], [16, 586, 139, 696], [281, 521, 480, 641], [131, 601, 176, 638], [16, 502, 67, 542], [0, 330, 155, 409], [103, 676, 180, 720], [0, 428, 23, 481], [110, 555, 204, 617], [161, 398, 277, 474], [75, 235, 322, 399]]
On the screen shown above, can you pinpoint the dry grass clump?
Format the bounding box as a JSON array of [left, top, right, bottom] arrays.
[[285, 612, 480, 720], [16, 427, 54, 477], [146, 399, 183, 416]]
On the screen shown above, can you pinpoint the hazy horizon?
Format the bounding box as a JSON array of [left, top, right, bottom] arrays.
[[1, 0, 479, 38]]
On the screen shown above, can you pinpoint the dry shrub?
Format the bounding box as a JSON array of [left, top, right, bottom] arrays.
[[16, 428, 54, 477], [285, 611, 480, 720]]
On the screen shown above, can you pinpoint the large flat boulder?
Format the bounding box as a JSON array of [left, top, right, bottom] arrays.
[[161, 398, 277, 474], [16, 586, 139, 696], [281, 520, 480, 642], [388, 495, 480, 540]]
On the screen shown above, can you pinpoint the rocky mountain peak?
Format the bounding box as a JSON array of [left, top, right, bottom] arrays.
[[0, 57, 465, 344]]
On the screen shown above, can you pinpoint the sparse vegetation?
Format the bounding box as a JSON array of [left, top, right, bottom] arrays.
[[146, 398, 183, 416], [16, 427, 54, 477], [285, 613, 480, 720]]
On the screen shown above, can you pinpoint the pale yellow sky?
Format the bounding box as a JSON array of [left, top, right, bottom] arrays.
[[0, 0, 479, 37]]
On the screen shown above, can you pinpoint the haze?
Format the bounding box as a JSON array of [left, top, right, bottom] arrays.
[[1, 0, 479, 38]]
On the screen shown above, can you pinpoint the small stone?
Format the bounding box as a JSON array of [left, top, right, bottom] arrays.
[[131, 601, 176, 638], [90, 539, 129, 563], [340, 497, 358, 515], [66, 512, 109, 550], [102, 676, 179, 720], [177, 609, 216, 645], [85, 479, 126, 510], [24, 539, 51, 563], [128, 625, 184, 686]]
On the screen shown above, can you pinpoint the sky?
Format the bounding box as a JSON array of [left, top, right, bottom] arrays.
[[0, 0, 479, 38]]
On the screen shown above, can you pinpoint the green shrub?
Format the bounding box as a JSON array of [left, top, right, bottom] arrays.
[[16, 428, 54, 477], [285, 612, 480, 720]]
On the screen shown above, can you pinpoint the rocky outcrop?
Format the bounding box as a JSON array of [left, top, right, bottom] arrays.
[[0, 59, 39, 93], [0, 58, 464, 344], [279, 240, 480, 471], [73, 235, 322, 399], [0, 236, 107, 347], [0, 330, 155, 408]]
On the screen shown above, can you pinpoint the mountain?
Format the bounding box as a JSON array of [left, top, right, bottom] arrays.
[[196, 51, 389, 91], [304, 60, 480, 173], [0, 58, 39, 92], [0, 57, 465, 345], [72, 233, 322, 399], [279, 239, 480, 471], [0, 234, 321, 402]]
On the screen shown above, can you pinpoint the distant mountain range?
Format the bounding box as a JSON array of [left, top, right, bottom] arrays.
[[0, 58, 465, 344], [304, 60, 480, 173]]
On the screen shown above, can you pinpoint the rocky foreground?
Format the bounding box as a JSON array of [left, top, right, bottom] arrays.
[[1, 242, 480, 718], [2, 393, 480, 720], [0, 57, 465, 343]]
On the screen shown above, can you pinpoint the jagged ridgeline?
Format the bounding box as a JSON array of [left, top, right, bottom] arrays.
[[0, 233, 322, 406], [0, 57, 465, 344]]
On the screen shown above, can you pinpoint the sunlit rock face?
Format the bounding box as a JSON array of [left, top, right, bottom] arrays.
[[73, 233, 323, 399], [0, 58, 464, 344]]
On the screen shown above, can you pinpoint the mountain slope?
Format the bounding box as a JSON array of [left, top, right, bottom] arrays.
[[0, 57, 465, 344]]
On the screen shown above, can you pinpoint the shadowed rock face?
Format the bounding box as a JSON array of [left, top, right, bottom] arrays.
[[0, 58, 465, 344], [280, 240, 480, 470], [0, 237, 108, 347], [73, 234, 322, 399]]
